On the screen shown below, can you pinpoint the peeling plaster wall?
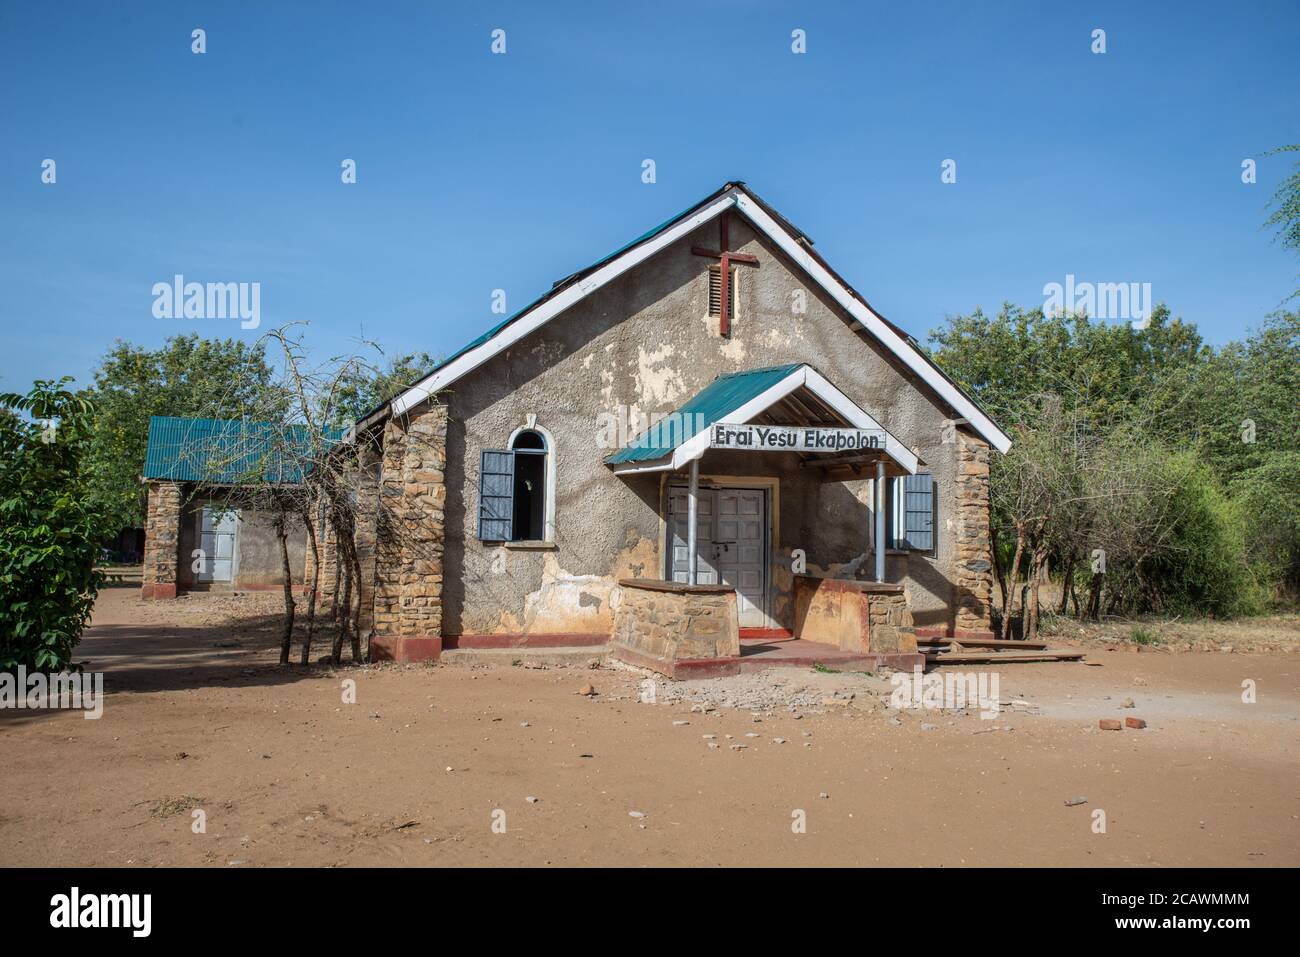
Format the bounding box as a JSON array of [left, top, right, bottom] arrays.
[[431, 215, 984, 636]]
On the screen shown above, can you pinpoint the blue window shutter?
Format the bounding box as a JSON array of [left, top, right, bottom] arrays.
[[902, 473, 934, 553], [478, 449, 515, 541]]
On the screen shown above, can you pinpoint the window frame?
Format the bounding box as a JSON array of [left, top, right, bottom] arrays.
[[885, 473, 937, 556], [505, 421, 556, 544]]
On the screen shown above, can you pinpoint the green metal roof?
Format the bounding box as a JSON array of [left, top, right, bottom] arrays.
[[143, 416, 340, 484], [605, 364, 803, 465]]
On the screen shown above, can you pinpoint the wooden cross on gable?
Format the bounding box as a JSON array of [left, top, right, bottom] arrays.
[[692, 211, 758, 336]]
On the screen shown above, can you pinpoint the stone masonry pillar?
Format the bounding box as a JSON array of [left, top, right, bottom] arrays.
[[141, 480, 183, 600], [371, 403, 448, 662], [953, 432, 994, 634], [353, 442, 382, 641]]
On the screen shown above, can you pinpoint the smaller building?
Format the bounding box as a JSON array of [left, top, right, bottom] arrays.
[[140, 416, 309, 599]]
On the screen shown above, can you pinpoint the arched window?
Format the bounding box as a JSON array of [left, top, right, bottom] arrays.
[[509, 429, 547, 541], [476, 421, 556, 543]]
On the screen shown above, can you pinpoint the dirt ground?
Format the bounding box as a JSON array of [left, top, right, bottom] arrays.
[[1, 587, 1296, 867]]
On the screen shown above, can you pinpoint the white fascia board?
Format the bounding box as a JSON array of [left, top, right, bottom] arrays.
[[391, 190, 742, 417], [609, 455, 675, 475], [733, 193, 1012, 454]]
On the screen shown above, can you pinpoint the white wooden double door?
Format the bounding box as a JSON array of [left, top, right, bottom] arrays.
[[667, 486, 769, 628]]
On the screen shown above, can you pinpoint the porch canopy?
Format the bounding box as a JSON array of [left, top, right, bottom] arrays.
[[605, 363, 918, 476], [604, 363, 919, 584]]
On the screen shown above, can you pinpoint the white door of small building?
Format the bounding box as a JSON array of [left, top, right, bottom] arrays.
[[196, 507, 238, 583], [667, 485, 769, 628]]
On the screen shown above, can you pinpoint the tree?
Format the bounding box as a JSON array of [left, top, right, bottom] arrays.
[[81, 336, 275, 535], [329, 350, 437, 428], [1264, 143, 1300, 299], [182, 326, 435, 666], [929, 302, 1295, 630], [0, 379, 103, 670]]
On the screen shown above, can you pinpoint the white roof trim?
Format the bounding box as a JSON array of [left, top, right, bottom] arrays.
[[391, 190, 741, 417], [732, 193, 1011, 453], [391, 186, 1011, 453], [608, 365, 919, 476]]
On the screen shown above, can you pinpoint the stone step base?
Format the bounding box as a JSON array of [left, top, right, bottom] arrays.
[[439, 646, 609, 668]]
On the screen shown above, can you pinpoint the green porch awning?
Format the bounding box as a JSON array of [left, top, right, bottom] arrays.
[[604, 363, 919, 475]]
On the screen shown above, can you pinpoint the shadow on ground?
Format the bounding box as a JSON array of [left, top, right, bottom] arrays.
[[0, 596, 369, 728]]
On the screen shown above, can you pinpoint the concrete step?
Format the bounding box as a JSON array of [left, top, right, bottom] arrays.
[[439, 646, 609, 668]]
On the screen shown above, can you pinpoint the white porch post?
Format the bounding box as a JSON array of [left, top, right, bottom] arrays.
[[687, 458, 700, 585], [875, 459, 886, 583]]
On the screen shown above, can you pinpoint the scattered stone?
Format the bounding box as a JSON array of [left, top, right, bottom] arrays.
[[578, 684, 595, 697], [1120, 698, 1135, 709], [818, 792, 829, 800], [744, 732, 759, 738], [526, 796, 539, 804], [1064, 796, 1088, 807], [1099, 719, 1123, 731], [1125, 717, 1147, 729], [672, 719, 689, 726], [702, 734, 717, 740], [729, 744, 747, 751], [772, 737, 786, 745], [628, 810, 645, 819], [920, 723, 938, 732], [888, 717, 902, 726], [519, 721, 530, 727]]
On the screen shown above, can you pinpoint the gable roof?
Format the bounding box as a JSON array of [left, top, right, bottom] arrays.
[[605, 363, 919, 475], [382, 182, 1011, 454], [144, 416, 340, 485]]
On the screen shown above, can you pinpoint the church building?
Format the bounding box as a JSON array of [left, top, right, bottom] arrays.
[[330, 182, 1009, 673]]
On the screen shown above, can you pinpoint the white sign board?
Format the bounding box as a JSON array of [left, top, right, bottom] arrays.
[[709, 423, 885, 454]]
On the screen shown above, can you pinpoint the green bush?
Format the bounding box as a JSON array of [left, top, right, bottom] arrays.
[[0, 380, 104, 671], [1143, 455, 1262, 617], [1230, 452, 1300, 603], [1130, 626, 1159, 645]]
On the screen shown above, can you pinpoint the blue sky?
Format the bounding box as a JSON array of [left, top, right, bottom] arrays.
[[1, 0, 1297, 392]]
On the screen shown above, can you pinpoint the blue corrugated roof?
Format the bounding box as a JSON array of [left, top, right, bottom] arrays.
[[143, 416, 341, 484], [606, 364, 803, 464]]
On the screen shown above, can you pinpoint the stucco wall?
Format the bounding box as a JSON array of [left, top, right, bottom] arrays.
[[176, 493, 306, 589], [425, 214, 987, 636]]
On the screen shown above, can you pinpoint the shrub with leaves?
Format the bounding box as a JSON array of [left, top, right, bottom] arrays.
[[0, 379, 104, 670]]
